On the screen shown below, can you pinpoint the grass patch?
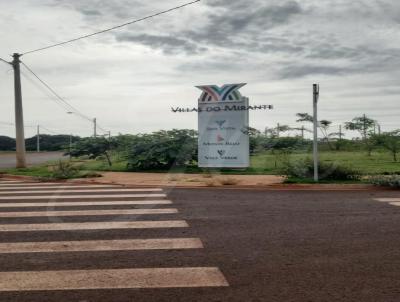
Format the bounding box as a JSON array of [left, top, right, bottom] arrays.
[[2, 150, 399, 183], [1, 161, 101, 180], [283, 177, 368, 184]]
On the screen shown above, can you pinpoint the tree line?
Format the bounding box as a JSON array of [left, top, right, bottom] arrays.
[[0, 135, 79, 151]]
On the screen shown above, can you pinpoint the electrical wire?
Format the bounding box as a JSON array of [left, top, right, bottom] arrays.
[[21, 61, 110, 134], [0, 121, 14, 126], [20, 70, 74, 113], [40, 125, 59, 135], [20, 61, 93, 122], [21, 0, 201, 56], [0, 57, 11, 65]]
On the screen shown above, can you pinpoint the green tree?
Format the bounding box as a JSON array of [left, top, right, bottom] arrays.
[[0, 136, 15, 151], [265, 124, 292, 138], [127, 129, 197, 170], [296, 113, 335, 150], [69, 137, 116, 166], [372, 130, 400, 162], [345, 115, 376, 155], [26, 135, 80, 151]]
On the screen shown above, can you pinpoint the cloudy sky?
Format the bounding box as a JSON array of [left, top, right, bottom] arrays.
[[0, 0, 399, 138]]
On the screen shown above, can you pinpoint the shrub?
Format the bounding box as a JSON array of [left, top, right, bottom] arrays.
[[370, 175, 400, 188], [50, 161, 80, 179], [127, 129, 197, 170], [282, 158, 362, 181], [219, 177, 239, 185], [68, 137, 116, 166]]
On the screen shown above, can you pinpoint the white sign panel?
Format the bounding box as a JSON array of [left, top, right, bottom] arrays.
[[197, 84, 250, 168]]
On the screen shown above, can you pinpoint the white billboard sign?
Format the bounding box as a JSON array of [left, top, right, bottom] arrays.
[[196, 84, 250, 168]]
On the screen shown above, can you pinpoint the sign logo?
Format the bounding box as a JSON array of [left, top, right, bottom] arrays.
[[217, 150, 226, 157], [196, 83, 247, 102], [216, 120, 226, 128], [217, 135, 225, 142]]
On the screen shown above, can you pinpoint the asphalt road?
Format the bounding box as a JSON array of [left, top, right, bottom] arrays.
[[0, 152, 66, 169], [0, 180, 399, 302]]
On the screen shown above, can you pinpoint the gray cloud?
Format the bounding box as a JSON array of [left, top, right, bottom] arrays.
[[107, 1, 305, 56], [184, 1, 303, 49], [115, 33, 207, 55], [277, 64, 350, 79]]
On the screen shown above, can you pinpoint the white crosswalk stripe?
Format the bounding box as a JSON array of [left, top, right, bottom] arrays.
[[0, 188, 163, 194], [374, 197, 400, 207], [0, 193, 166, 200], [0, 208, 178, 217], [0, 180, 229, 291], [0, 238, 203, 253], [0, 200, 172, 207], [0, 180, 25, 183], [0, 267, 228, 291], [0, 184, 118, 188], [374, 198, 400, 202], [0, 220, 189, 232]]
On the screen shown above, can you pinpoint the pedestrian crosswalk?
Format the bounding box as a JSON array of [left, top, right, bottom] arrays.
[[0, 179, 228, 292]]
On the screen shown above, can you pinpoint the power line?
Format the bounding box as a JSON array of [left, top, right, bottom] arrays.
[[0, 57, 11, 65], [0, 121, 14, 126], [40, 125, 60, 135], [0, 121, 58, 134], [20, 70, 74, 113], [20, 61, 110, 134], [20, 61, 93, 122], [21, 0, 201, 56]]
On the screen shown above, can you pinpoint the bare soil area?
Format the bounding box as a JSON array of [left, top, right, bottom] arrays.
[[87, 172, 285, 188]]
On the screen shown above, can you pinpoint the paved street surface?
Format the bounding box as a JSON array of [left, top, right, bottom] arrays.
[[0, 152, 66, 169], [0, 179, 399, 301]]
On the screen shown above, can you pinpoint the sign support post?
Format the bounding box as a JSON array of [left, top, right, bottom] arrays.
[[313, 84, 319, 182]]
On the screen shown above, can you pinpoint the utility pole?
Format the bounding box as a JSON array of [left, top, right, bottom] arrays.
[[339, 125, 343, 140], [108, 131, 111, 141], [313, 84, 319, 182], [93, 118, 97, 138], [37, 125, 40, 152], [301, 126, 305, 139], [277, 123, 280, 138], [363, 114, 367, 140], [69, 134, 73, 159], [12, 53, 27, 168]]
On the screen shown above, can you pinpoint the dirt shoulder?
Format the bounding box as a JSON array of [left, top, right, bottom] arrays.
[[2, 171, 388, 191], [83, 172, 285, 188], [70, 172, 384, 191]]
